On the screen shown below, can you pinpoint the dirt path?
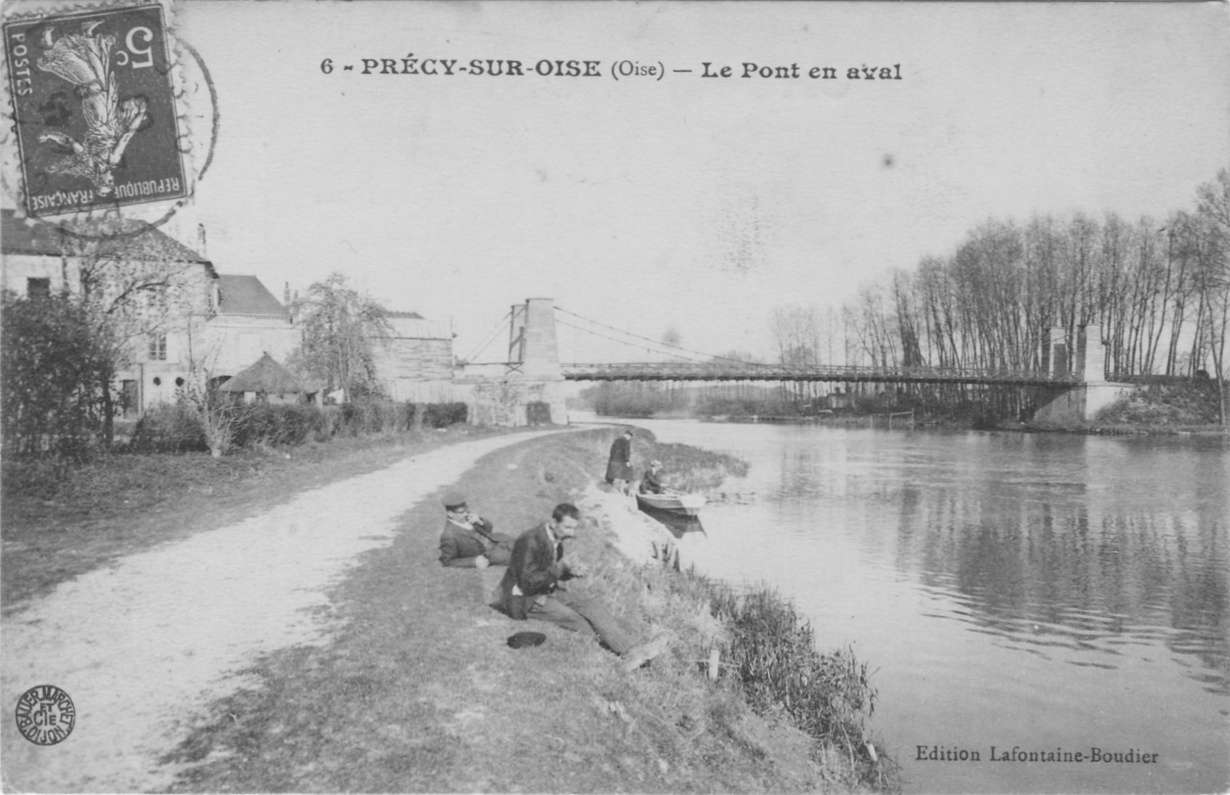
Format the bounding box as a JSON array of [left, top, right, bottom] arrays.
[[0, 429, 571, 793]]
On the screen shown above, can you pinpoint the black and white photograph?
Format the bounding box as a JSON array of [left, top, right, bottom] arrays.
[[2, 2, 1228, 793]]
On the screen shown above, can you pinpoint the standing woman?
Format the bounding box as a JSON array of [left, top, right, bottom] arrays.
[[605, 429, 634, 494]]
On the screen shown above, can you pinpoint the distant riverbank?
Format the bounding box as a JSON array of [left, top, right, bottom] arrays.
[[582, 378, 1228, 437]]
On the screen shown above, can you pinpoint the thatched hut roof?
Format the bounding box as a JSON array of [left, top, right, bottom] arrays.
[[219, 353, 306, 394]]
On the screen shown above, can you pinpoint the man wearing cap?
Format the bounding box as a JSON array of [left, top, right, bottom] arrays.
[[639, 460, 667, 495], [605, 430, 635, 494], [493, 503, 665, 669], [439, 492, 515, 569]]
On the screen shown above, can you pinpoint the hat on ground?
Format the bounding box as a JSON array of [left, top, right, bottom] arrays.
[[442, 492, 468, 510], [650, 460, 663, 467], [507, 631, 546, 649]]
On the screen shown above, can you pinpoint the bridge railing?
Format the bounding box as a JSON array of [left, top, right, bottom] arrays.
[[560, 361, 1082, 385]]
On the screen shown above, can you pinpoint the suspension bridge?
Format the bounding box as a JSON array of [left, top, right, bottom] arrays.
[[450, 298, 1132, 425], [461, 299, 1087, 387]]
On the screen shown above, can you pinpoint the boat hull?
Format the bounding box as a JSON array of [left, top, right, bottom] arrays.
[[636, 492, 706, 517]]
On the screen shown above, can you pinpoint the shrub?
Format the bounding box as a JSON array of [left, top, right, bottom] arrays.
[[336, 399, 410, 436], [1, 292, 114, 458], [711, 585, 878, 768], [233, 404, 328, 448], [526, 401, 552, 425], [418, 401, 467, 428], [126, 403, 208, 453]]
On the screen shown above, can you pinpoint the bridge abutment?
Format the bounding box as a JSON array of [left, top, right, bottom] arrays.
[[457, 297, 568, 426], [1033, 325, 1133, 423]]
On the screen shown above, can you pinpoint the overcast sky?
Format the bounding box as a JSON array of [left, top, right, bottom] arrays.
[[13, 2, 1230, 363]]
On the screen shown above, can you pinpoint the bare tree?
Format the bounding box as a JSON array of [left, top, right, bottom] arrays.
[[287, 273, 393, 400], [61, 218, 213, 447]]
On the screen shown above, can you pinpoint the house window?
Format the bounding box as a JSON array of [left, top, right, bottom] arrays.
[[26, 278, 50, 299], [148, 334, 168, 361]]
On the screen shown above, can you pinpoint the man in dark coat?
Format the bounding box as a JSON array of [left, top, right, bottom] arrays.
[[605, 430, 634, 493], [439, 493, 514, 568], [492, 503, 658, 664]]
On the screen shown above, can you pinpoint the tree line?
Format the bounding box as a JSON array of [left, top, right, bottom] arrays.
[[767, 170, 1230, 423]]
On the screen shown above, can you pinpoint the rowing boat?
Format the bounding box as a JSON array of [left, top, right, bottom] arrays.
[[635, 491, 706, 517]]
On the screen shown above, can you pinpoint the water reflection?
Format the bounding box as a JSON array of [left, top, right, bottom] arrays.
[[633, 419, 1230, 793], [888, 486, 1228, 695], [763, 430, 1230, 695]]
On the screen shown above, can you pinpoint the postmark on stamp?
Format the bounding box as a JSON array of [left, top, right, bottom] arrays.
[[3, 4, 188, 217], [14, 684, 75, 746]]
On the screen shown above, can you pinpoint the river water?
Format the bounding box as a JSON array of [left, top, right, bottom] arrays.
[[624, 418, 1229, 795]]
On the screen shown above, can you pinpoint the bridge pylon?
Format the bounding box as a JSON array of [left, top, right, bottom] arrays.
[[509, 297, 563, 379], [456, 297, 567, 426]]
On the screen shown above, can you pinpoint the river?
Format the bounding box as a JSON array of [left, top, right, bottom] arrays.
[[621, 417, 1229, 795]]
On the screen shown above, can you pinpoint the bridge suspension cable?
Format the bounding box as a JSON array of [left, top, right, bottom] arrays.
[[554, 305, 766, 367], [554, 316, 706, 362], [461, 308, 513, 364]]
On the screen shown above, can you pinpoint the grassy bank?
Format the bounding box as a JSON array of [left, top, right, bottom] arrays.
[[159, 427, 896, 792], [0, 424, 508, 610]]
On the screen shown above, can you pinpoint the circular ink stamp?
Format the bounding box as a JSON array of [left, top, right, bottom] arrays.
[[15, 684, 75, 746]]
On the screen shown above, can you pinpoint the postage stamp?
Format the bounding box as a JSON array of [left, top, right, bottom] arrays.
[[3, 4, 188, 217]]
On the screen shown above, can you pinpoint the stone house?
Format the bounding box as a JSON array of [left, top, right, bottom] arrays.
[[1, 210, 296, 416]]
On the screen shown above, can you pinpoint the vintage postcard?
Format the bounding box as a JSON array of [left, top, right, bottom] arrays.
[[1, 2, 1227, 794]]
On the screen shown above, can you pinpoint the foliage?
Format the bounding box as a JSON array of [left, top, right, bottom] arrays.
[[175, 376, 247, 458], [525, 400, 552, 425], [287, 273, 393, 400], [470, 379, 540, 425], [334, 399, 413, 436], [641, 438, 751, 491], [710, 585, 881, 774], [232, 404, 328, 448], [418, 401, 468, 428], [583, 381, 690, 417], [126, 403, 208, 453], [325, 400, 467, 437], [1094, 381, 1223, 427], [831, 172, 1230, 391], [1, 292, 116, 458]]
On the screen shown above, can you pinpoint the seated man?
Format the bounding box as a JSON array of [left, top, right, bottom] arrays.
[[439, 492, 514, 569], [639, 459, 667, 494], [493, 503, 662, 666]]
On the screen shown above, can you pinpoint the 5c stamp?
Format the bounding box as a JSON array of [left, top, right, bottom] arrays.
[[15, 684, 75, 746], [3, 4, 188, 216]]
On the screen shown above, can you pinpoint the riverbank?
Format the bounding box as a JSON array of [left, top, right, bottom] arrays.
[[157, 427, 895, 792], [1, 428, 571, 792]]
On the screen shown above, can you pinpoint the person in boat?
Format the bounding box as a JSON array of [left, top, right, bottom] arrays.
[[491, 503, 663, 668], [639, 460, 667, 495], [604, 430, 635, 494], [438, 492, 515, 569]]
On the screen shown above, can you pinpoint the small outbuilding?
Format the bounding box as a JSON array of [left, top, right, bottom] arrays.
[[219, 353, 317, 404]]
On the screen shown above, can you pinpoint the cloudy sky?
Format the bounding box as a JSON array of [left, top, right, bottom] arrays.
[[17, 2, 1230, 363]]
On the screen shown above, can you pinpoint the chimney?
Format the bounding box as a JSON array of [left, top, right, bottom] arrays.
[[196, 223, 207, 258], [283, 282, 291, 306]]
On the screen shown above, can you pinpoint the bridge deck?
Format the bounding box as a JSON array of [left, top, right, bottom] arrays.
[[561, 362, 1081, 387]]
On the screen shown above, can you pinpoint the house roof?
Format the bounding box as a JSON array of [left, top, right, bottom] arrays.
[[217, 274, 288, 318], [218, 353, 306, 394], [1, 209, 213, 270], [388, 310, 425, 320]]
